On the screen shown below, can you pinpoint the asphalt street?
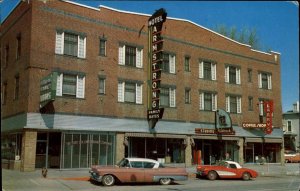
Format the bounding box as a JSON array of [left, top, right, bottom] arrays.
[[2, 163, 300, 191]]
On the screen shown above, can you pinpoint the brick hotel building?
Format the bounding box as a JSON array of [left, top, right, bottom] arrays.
[[1, 0, 283, 171]]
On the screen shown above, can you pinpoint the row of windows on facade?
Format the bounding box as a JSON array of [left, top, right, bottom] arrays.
[[2, 33, 21, 67], [56, 73, 267, 114], [1, 70, 269, 115], [53, 31, 273, 90]]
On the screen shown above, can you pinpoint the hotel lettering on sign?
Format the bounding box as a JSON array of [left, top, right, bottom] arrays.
[[147, 9, 167, 128]]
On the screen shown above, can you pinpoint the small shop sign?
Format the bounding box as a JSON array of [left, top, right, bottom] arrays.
[[40, 72, 57, 108], [195, 128, 235, 135]]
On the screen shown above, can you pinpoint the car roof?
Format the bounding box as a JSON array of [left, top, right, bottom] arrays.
[[224, 161, 242, 168], [125, 158, 158, 163]]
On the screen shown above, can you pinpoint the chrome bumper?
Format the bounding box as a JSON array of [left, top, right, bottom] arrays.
[[89, 170, 102, 182]]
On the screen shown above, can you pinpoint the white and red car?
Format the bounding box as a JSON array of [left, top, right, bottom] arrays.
[[196, 161, 258, 181]]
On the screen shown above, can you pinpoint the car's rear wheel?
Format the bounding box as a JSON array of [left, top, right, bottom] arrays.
[[159, 178, 172, 185], [102, 174, 115, 186], [242, 172, 251, 181], [207, 171, 217, 180]]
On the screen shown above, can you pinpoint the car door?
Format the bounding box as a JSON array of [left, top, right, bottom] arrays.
[[223, 163, 239, 178], [217, 162, 238, 179], [126, 161, 145, 182]]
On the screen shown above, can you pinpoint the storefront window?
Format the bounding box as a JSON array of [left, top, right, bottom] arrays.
[[61, 133, 115, 169], [129, 137, 185, 164], [1, 134, 22, 161], [244, 142, 280, 163]]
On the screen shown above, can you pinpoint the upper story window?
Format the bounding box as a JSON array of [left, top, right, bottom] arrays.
[[226, 95, 242, 114], [119, 44, 143, 68], [185, 88, 191, 104], [98, 76, 106, 95], [99, 38, 107, 56], [162, 53, 176, 74], [118, 80, 143, 104], [258, 72, 272, 90], [225, 65, 241, 84], [184, 56, 190, 72], [56, 73, 85, 98], [16, 34, 21, 60], [248, 69, 252, 82], [4, 44, 9, 67], [55, 30, 86, 59], [199, 60, 216, 80], [248, 97, 253, 111], [287, 121, 292, 132], [199, 91, 217, 111], [14, 75, 20, 100], [1, 82, 7, 105], [160, 86, 176, 107]]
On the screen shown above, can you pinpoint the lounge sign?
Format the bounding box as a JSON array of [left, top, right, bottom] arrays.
[[264, 100, 273, 134], [40, 72, 57, 108], [147, 8, 167, 128]]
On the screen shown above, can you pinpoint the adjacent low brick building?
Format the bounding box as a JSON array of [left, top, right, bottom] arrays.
[[1, 0, 284, 171]]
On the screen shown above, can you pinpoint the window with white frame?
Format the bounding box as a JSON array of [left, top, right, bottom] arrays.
[[55, 31, 86, 58], [56, 73, 85, 98], [226, 95, 242, 114], [258, 72, 272, 90], [160, 87, 176, 107], [98, 76, 106, 94], [118, 44, 143, 68], [199, 92, 217, 111], [118, 81, 143, 104], [199, 60, 216, 80], [225, 65, 241, 84], [162, 53, 176, 74]]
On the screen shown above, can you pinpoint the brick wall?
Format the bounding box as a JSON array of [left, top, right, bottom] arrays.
[[1, 1, 282, 128]]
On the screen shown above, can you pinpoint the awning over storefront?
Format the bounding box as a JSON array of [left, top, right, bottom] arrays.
[[245, 137, 282, 143], [125, 132, 187, 139]]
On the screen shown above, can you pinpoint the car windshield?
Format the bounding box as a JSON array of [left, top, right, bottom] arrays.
[[117, 158, 130, 167]]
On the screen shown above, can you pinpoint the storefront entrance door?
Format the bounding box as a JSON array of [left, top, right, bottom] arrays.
[[203, 144, 212, 165]]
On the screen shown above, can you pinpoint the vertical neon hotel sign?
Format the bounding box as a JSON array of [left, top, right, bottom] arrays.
[[147, 9, 167, 129]]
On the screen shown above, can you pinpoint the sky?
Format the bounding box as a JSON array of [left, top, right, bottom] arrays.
[[0, 0, 299, 112]]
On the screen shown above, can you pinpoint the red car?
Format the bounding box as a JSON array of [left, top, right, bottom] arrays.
[[196, 161, 258, 181]]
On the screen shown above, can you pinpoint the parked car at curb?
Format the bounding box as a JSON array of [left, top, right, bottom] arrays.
[[196, 161, 258, 181], [89, 158, 188, 186], [284, 150, 300, 163]]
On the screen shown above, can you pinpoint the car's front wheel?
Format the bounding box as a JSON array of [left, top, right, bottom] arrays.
[[102, 174, 115, 186], [242, 172, 251, 181], [159, 178, 172, 185], [207, 171, 217, 180]]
